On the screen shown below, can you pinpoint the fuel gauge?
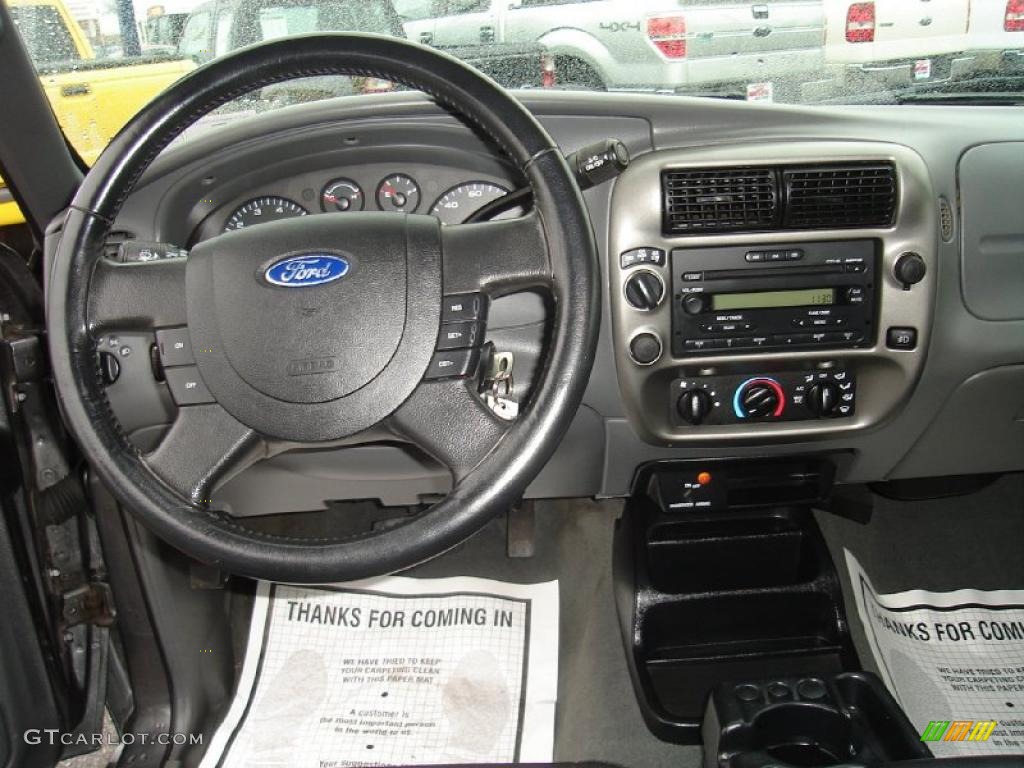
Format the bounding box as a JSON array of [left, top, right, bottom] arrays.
[[321, 178, 364, 212], [376, 173, 420, 213]]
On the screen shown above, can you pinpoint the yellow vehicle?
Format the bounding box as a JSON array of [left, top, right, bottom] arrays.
[[0, 0, 193, 226]]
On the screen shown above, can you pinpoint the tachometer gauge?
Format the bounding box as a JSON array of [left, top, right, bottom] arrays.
[[376, 174, 420, 213], [224, 197, 307, 232], [430, 181, 511, 226], [321, 178, 364, 212]]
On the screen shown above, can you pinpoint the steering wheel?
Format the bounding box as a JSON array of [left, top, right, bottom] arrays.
[[46, 34, 599, 583]]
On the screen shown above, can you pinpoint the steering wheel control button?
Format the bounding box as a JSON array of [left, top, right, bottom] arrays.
[[441, 293, 487, 323], [629, 332, 663, 366], [620, 247, 665, 269], [437, 321, 483, 351], [165, 366, 214, 406], [99, 352, 120, 385], [425, 348, 481, 381], [155, 327, 194, 367], [112, 240, 189, 263], [624, 271, 665, 311], [886, 326, 918, 350]]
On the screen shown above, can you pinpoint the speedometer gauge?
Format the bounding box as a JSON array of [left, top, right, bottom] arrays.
[[429, 181, 510, 226], [224, 197, 308, 232]]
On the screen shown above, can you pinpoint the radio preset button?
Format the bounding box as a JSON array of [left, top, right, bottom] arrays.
[[684, 339, 722, 351], [786, 249, 804, 261], [744, 251, 766, 262], [825, 330, 864, 343], [767, 250, 786, 262], [772, 334, 811, 346]]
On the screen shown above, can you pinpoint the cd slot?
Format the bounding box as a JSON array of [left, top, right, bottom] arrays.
[[701, 265, 845, 281]]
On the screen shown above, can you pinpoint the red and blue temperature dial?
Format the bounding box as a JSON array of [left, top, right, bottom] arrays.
[[733, 377, 787, 419]]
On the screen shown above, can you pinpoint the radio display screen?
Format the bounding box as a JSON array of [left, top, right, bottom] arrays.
[[712, 287, 835, 311]]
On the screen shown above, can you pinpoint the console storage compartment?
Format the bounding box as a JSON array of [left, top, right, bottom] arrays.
[[614, 458, 857, 744]]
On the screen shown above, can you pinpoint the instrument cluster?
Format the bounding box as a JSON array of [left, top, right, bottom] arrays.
[[222, 172, 513, 233]]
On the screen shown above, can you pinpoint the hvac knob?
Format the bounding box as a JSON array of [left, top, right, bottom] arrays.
[[677, 388, 712, 425], [624, 271, 665, 311], [894, 252, 926, 290], [806, 382, 839, 417], [737, 378, 785, 419]]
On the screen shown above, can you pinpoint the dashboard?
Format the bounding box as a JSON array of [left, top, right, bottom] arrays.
[[206, 168, 517, 238], [103, 92, 1024, 516]]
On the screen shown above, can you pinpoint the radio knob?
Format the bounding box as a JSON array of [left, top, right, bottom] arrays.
[[681, 293, 709, 315], [624, 271, 664, 311], [806, 382, 839, 417], [678, 388, 712, 425], [738, 378, 785, 419]]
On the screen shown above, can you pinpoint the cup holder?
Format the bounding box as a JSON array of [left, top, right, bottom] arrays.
[[753, 705, 859, 768], [704, 673, 932, 768]]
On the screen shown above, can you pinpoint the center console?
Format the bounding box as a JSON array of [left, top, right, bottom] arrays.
[[615, 458, 940, 766], [608, 141, 936, 444]]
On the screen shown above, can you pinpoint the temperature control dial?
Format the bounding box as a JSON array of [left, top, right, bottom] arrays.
[[735, 378, 786, 419]]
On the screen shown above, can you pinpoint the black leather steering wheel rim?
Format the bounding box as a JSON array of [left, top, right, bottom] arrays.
[[46, 34, 599, 583]]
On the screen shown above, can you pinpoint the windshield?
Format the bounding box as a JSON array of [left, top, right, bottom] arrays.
[[5, 0, 1024, 164]]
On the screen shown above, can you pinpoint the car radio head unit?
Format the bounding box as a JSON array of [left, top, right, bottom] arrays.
[[671, 239, 876, 356]]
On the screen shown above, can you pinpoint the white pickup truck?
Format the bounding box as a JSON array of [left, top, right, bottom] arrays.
[[402, 0, 828, 99], [824, 0, 1024, 89], [965, 0, 1024, 73]]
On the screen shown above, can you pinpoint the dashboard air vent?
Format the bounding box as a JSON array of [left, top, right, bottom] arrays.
[[783, 164, 897, 229], [662, 167, 778, 234]]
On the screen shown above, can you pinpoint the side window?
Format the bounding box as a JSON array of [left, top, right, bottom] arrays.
[[178, 10, 212, 59], [215, 7, 235, 55], [8, 6, 81, 65]]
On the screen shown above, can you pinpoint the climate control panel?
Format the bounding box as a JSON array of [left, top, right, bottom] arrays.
[[669, 368, 856, 428]]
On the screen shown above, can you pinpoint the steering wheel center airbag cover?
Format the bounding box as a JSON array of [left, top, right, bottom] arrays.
[[186, 214, 440, 441]]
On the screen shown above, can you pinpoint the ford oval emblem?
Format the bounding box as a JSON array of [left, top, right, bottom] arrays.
[[264, 254, 349, 287]]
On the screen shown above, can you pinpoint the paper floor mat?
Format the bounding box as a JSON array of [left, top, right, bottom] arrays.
[[846, 550, 1024, 754], [200, 577, 558, 767]]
